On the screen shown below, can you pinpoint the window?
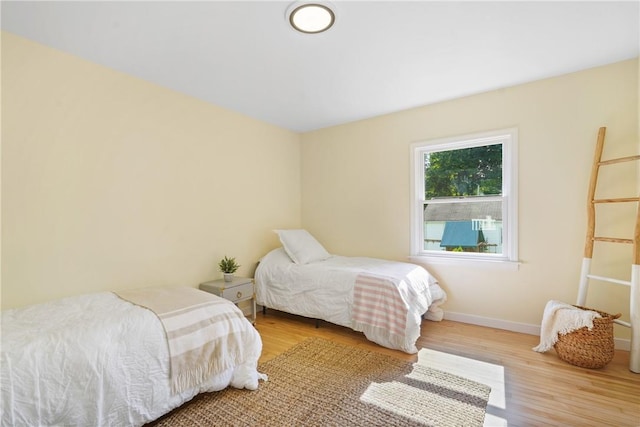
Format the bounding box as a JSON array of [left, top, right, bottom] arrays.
[[411, 128, 518, 263]]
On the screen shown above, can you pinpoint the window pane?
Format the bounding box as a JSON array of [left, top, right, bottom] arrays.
[[423, 201, 503, 254], [424, 144, 502, 199]]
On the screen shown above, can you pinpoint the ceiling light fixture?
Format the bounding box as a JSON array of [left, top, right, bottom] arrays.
[[287, 2, 335, 34]]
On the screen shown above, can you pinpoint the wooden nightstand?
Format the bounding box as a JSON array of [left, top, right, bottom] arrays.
[[199, 277, 256, 324]]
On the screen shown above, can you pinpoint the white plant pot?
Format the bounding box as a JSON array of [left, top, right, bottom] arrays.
[[223, 273, 234, 282]]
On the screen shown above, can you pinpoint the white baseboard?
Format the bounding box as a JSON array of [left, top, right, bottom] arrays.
[[443, 311, 631, 351], [616, 338, 631, 351]]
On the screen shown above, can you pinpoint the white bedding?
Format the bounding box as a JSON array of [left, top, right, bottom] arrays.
[[255, 248, 447, 353], [1, 290, 263, 427]]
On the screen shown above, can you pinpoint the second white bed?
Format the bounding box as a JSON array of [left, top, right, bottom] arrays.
[[255, 248, 447, 353]]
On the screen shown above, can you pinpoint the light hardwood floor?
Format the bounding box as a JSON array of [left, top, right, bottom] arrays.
[[255, 309, 640, 427]]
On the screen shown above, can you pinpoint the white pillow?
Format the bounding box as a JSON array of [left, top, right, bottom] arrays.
[[275, 229, 331, 265]]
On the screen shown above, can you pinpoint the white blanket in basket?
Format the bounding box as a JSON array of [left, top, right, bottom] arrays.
[[533, 300, 601, 352]]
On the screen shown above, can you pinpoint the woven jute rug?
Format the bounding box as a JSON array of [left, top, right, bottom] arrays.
[[152, 337, 490, 427]]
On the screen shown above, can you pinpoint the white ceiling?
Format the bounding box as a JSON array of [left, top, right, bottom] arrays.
[[2, 1, 639, 133]]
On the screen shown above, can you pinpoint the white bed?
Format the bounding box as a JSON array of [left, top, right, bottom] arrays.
[[1, 288, 264, 427], [256, 230, 447, 354]]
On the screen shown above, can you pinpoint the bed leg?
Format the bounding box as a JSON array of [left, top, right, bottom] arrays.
[[315, 319, 320, 328], [262, 306, 267, 315]]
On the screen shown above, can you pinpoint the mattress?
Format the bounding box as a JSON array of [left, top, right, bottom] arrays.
[[1, 290, 263, 426], [255, 248, 447, 353]]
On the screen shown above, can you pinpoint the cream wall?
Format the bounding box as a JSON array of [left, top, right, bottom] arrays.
[[301, 59, 639, 339], [1, 33, 301, 309], [2, 31, 638, 343]]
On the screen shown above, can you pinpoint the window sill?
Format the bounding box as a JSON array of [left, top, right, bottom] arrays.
[[408, 255, 521, 271]]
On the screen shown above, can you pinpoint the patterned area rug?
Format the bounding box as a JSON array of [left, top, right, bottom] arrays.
[[152, 337, 491, 427]]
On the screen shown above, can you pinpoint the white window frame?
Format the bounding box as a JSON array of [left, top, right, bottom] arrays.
[[410, 128, 519, 266]]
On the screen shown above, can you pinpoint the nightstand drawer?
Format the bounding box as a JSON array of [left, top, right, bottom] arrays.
[[199, 277, 256, 324], [222, 281, 253, 302]]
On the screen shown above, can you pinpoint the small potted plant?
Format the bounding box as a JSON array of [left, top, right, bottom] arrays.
[[218, 256, 240, 282]]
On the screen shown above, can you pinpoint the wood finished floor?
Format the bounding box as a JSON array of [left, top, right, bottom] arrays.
[[255, 309, 640, 427]]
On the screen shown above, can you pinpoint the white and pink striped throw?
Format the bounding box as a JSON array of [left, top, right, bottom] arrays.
[[352, 274, 408, 338]]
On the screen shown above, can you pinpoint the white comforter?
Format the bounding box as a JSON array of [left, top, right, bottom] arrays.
[[255, 248, 447, 353], [1, 291, 263, 427]]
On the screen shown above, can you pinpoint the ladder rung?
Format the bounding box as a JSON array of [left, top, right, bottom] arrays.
[[586, 274, 632, 286], [593, 197, 640, 204], [599, 154, 640, 166], [593, 237, 634, 244], [614, 319, 631, 328]]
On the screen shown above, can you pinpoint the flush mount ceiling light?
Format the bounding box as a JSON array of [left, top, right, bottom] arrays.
[[287, 2, 335, 34]]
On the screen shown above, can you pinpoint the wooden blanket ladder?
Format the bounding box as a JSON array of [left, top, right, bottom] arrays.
[[576, 126, 640, 373]]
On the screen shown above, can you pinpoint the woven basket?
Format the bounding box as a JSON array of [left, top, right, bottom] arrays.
[[553, 305, 621, 369]]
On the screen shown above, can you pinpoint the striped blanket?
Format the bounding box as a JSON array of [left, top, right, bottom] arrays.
[[352, 274, 408, 342], [115, 287, 255, 394]]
